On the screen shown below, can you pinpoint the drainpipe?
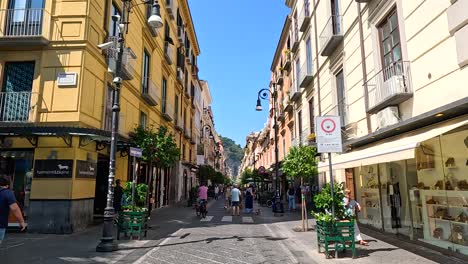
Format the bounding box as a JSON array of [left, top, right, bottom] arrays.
[[357, 3, 372, 133], [312, 0, 322, 116]]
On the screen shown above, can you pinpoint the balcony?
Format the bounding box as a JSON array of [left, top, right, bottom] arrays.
[[164, 41, 173, 65], [291, 30, 299, 53], [106, 37, 137, 80], [165, 0, 175, 20], [355, 0, 372, 2], [291, 137, 300, 147], [299, 60, 313, 88], [282, 51, 291, 71], [0, 92, 40, 122], [284, 97, 293, 112], [177, 26, 185, 45], [365, 61, 413, 114], [275, 69, 283, 85], [184, 127, 191, 139], [161, 101, 174, 121], [141, 77, 160, 106], [290, 83, 301, 102], [319, 15, 344, 56], [192, 64, 199, 79], [298, 2, 311, 32], [175, 117, 183, 131], [0, 8, 51, 46], [176, 67, 185, 85]]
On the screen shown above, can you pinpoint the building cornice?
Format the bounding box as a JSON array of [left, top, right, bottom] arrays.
[[270, 16, 291, 71], [180, 0, 200, 55]]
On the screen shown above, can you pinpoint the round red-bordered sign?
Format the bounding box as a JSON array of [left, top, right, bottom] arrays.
[[321, 118, 336, 133]]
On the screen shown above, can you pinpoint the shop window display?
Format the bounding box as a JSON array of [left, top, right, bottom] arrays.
[[354, 164, 383, 230], [416, 128, 468, 256]]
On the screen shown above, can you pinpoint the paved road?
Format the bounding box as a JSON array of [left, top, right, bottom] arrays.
[[1, 198, 466, 263]]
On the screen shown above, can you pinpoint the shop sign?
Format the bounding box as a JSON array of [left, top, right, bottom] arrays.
[[34, 160, 73, 178], [76, 160, 97, 178], [57, 72, 77, 87], [315, 116, 343, 153]]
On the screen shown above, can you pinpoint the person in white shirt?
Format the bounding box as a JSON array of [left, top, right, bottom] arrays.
[[214, 185, 219, 200], [231, 184, 241, 216]]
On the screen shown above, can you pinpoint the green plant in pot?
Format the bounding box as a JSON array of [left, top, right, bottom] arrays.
[[313, 182, 352, 224], [122, 182, 149, 212]]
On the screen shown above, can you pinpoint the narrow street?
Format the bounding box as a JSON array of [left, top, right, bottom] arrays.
[[2, 198, 465, 264]]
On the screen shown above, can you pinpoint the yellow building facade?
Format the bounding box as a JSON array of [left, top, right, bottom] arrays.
[[0, 0, 202, 233]]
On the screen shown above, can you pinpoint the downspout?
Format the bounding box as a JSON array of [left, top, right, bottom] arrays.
[[312, 0, 322, 116], [357, 3, 372, 133]]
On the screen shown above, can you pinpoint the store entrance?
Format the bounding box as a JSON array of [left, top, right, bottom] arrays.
[[0, 150, 34, 226], [93, 154, 109, 216]]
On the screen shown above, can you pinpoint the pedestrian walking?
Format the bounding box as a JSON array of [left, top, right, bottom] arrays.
[[214, 185, 219, 200], [224, 185, 232, 209], [288, 185, 296, 211], [0, 176, 26, 244], [244, 189, 253, 213], [231, 184, 241, 216], [344, 189, 368, 246]]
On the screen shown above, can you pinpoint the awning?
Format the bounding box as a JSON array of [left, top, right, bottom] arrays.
[[318, 118, 468, 172]]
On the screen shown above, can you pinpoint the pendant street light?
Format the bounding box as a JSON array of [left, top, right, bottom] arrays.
[[255, 84, 284, 215], [96, 0, 162, 252]]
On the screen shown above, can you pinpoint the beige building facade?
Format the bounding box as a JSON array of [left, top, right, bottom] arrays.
[[284, 0, 468, 257]]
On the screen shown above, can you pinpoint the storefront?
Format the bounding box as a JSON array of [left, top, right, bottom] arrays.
[[319, 118, 468, 257]]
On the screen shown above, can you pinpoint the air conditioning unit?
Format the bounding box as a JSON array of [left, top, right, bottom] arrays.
[[376, 106, 399, 129], [344, 122, 358, 140], [177, 67, 184, 81], [381, 75, 407, 100]]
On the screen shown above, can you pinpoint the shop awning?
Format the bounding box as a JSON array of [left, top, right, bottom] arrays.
[[318, 119, 468, 172]]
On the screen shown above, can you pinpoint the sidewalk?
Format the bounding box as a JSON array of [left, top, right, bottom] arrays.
[[0, 203, 200, 264], [256, 201, 466, 264]]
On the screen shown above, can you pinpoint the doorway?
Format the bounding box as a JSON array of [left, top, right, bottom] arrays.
[[93, 154, 109, 216]]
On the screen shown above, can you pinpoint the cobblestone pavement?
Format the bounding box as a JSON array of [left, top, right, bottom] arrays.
[[1, 198, 466, 264]]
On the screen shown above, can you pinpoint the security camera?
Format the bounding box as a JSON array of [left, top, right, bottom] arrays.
[[111, 14, 121, 22], [97, 41, 114, 50]]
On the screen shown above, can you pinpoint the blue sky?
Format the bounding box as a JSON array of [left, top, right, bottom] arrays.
[[188, 0, 289, 147]]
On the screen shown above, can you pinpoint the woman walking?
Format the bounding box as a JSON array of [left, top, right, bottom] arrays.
[[344, 189, 368, 246], [244, 189, 254, 213]]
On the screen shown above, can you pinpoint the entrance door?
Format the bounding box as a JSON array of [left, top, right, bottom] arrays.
[[0, 150, 34, 226], [94, 154, 109, 215], [1, 61, 35, 122]]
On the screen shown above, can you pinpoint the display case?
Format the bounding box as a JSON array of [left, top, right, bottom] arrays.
[[421, 190, 468, 255], [360, 188, 382, 227]]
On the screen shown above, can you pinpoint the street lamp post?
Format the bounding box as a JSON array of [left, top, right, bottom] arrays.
[[96, 0, 162, 252], [256, 83, 284, 215]]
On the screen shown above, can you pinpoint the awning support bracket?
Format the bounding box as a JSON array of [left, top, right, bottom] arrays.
[[59, 134, 72, 147], [96, 141, 107, 151], [25, 136, 38, 147], [79, 136, 94, 148]]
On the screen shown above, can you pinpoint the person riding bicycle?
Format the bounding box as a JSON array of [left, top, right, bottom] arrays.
[[198, 183, 208, 207]]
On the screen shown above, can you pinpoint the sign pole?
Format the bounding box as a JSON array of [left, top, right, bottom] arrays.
[[132, 156, 137, 209], [328, 152, 335, 218]]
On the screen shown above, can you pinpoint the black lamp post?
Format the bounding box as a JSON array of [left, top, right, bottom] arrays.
[[96, 0, 162, 252], [256, 83, 284, 215]]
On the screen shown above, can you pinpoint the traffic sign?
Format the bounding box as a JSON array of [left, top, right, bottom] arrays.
[[315, 116, 342, 153], [130, 147, 143, 157]]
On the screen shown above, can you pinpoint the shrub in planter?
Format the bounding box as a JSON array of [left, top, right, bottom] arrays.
[[312, 182, 352, 223]]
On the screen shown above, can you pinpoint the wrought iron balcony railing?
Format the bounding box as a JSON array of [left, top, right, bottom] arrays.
[[365, 61, 413, 114], [299, 60, 313, 88], [164, 41, 173, 65], [105, 36, 137, 80], [0, 8, 51, 45], [142, 77, 160, 106], [319, 15, 344, 56], [298, 1, 311, 32], [0, 92, 40, 122]]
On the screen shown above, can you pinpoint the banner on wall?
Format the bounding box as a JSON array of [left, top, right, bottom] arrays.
[[34, 160, 73, 178]]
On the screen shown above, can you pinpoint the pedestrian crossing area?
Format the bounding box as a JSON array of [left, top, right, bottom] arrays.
[[198, 215, 255, 224]]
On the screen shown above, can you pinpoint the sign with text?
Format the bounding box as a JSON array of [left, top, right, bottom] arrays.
[[130, 147, 142, 157], [76, 160, 97, 178], [34, 160, 73, 178], [315, 116, 343, 153]]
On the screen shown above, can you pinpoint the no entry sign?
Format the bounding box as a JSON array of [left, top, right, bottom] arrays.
[[315, 116, 342, 153]]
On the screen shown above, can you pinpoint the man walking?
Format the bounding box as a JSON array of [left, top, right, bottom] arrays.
[[231, 184, 241, 216], [0, 176, 26, 244], [214, 185, 219, 200]]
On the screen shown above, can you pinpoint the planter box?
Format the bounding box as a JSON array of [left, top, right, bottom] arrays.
[[316, 220, 356, 258]]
